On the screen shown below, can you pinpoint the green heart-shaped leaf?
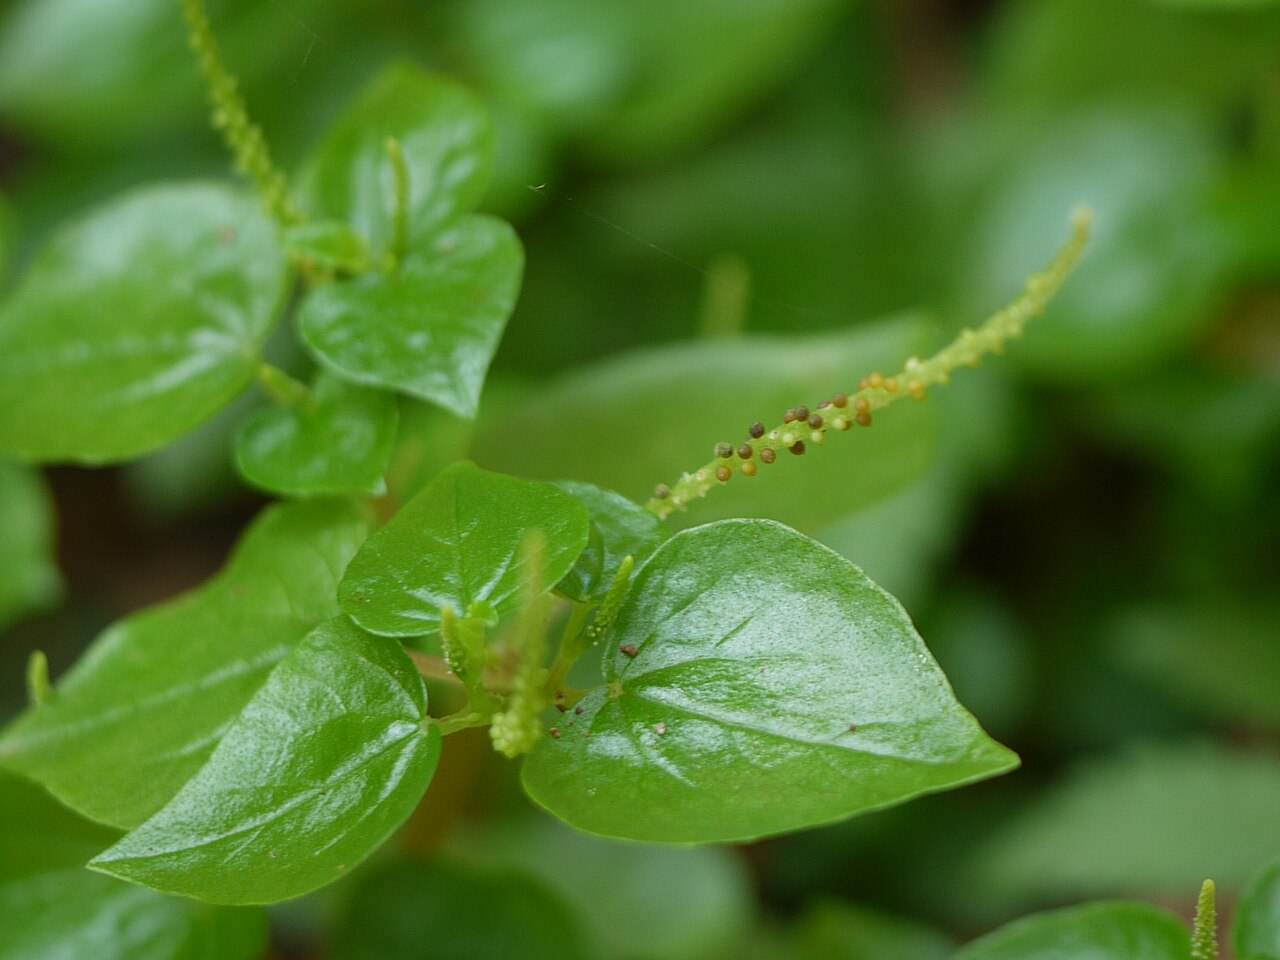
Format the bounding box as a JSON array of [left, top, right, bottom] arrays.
[[90, 617, 440, 905], [954, 902, 1192, 960], [553, 480, 670, 602], [298, 62, 494, 249], [521, 519, 1016, 843], [0, 773, 266, 960], [340, 462, 590, 637], [235, 374, 399, 497], [300, 215, 523, 418], [0, 182, 287, 463], [0, 499, 369, 828]]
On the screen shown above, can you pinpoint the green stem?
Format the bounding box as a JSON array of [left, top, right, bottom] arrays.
[[26, 650, 51, 706], [544, 600, 595, 695], [256, 363, 312, 408], [181, 0, 302, 226], [646, 207, 1094, 518]]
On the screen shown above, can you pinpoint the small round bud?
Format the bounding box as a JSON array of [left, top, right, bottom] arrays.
[[883, 377, 899, 393], [740, 461, 758, 477], [789, 441, 806, 455], [807, 413, 823, 429], [854, 397, 870, 414], [759, 448, 777, 464], [867, 372, 884, 389], [749, 421, 766, 439], [855, 412, 872, 427], [654, 484, 671, 499], [782, 409, 797, 423], [794, 405, 810, 422], [715, 442, 733, 459], [810, 431, 825, 445], [832, 416, 850, 431], [737, 443, 754, 459], [906, 378, 927, 399], [715, 465, 732, 483], [833, 393, 848, 408]]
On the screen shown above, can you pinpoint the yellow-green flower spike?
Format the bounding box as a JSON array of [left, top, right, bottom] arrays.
[[26, 650, 51, 707], [385, 136, 412, 268], [490, 531, 553, 758], [645, 206, 1093, 519], [181, 0, 302, 227], [1192, 879, 1218, 960]]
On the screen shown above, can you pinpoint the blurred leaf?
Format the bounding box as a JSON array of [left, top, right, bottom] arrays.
[[339, 462, 589, 637], [0, 183, 287, 463], [958, 108, 1229, 380], [474, 317, 937, 533], [552, 481, 670, 602], [794, 901, 953, 960], [522, 519, 1017, 843], [284, 220, 372, 274], [439, 0, 845, 162], [982, 0, 1280, 113], [0, 500, 369, 829], [1237, 862, 1280, 960], [1111, 600, 1280, 727], [0, 773, 266, 960], [968, 742, 1280, 905], [333, 858, 589, 960], [0, 0, 346, 144], [955, 901, 1191, 960], [449, 815, 753, 960], [235, 373, 398, 497], [300, 215, 523, 418], [92, 617, 440, 905], [298, 62, 495, 250], [0, 461, 62, 630]]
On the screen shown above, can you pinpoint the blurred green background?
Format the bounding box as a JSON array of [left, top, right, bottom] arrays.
[[1, 0, 1278, 956]]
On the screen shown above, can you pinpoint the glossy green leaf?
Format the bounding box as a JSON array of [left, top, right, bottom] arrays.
[[475, 318, 936, 533], [0, 773, 266, 960], [340, 461, 589, 637], [448, 815, 752, 960], [0, 183, 287, 463], [300, 214, 523, 418], [955, 901, 1191, 960], [299, 62, 494, 249], [553, 480, 670, 602], [91, 617, 440, 905], [0, 499, 369, 828], [968, 742, 1280, 905], [1237, 862, 1280, 960], [235, 374, 399, 497], [0, 460, 62, 630], [333, 859, 589, 960], [522, 519, 1017, 843]]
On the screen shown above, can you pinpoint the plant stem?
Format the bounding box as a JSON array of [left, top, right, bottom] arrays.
[[645, 206, 1094, 519], [385, 136, 412, 268], [255, 362, 312, 408]]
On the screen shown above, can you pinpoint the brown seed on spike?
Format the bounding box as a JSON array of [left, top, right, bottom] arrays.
[[737, 443, 754, 459], [760, 447, 777, 464], [783, 409, 797, 423], [855, 412, 872, 427], [853, 397, 870, 414], [807, 413, 823, 429], [794, 405, 810, 421], [789, 441, 806, 455], [715, 465, 732, 483], [906, 377, 927, 399], [715, 442, 733, 459], [654, 484, 671, 499], [867, 372, 884, 389], [620, 644, 639, 658], [833, 393, 848, 408], [741, 461, 757, 477], [884, 377, 899, 393], [749, 421, 765, 439]]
